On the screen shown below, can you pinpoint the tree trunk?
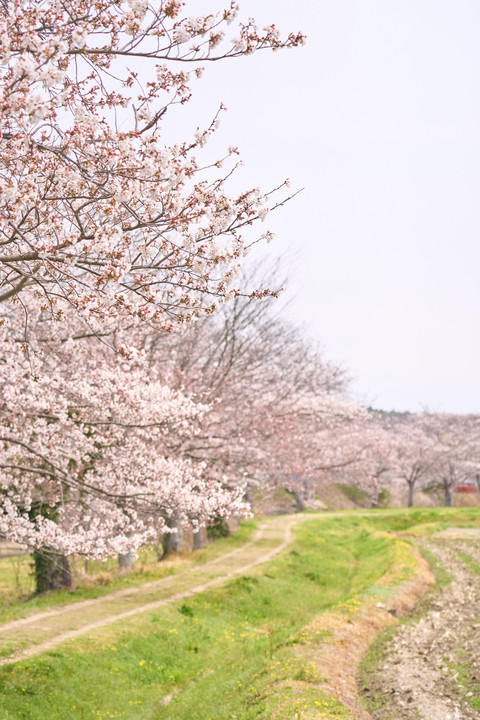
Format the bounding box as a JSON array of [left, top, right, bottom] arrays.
[[407, 481, 415, 508], [293, 491, 306, 512], [244, 483, 254, 511], [370, 478, 380, 509], [33, 548, 72, 594], [118, 550, 135, 569], [193, 525, 207, 550], [118, 531, 135, 568], [163, 518, 184, 555], [444, 484, 453, 507]]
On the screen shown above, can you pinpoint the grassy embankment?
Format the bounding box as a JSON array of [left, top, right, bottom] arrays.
[[0, 507, 479, 720]]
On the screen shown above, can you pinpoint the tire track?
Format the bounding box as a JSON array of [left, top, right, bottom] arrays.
[[0, 514, 297, 666]]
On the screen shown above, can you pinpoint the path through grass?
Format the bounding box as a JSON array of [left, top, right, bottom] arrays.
[[1, 507, 479, 720]]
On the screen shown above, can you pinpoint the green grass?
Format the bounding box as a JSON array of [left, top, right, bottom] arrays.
[[0, 521, 258, 623], [447, 649, 480, 712], [453, 549, 480, 575], [0, 513, 421, 720], [2, 508, 480, 719], [356, 506, 480, 535], [335, 483, 369, 504], [2, 507, 478, 624]]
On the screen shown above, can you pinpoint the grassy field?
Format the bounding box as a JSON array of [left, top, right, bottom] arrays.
[[0, 507, 479, 720]]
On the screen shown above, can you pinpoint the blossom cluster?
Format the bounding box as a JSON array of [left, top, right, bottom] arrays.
[[0, 301, 248, 556], [0, 0, 304, 327]]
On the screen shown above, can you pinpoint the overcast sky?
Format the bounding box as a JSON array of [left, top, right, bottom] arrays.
[[177, 1, 480, 414]]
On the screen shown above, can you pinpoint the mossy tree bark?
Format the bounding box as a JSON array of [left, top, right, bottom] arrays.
[[32, 548, 72, 594]]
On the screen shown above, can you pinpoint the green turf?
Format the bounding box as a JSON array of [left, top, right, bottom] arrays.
[[0, 512, 422, 720], [1, 508, 479, 720]]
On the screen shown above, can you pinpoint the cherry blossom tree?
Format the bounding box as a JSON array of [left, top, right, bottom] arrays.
[[0, 0, 304, 332], [365, 412, 440, 507], [1, 277, 358, 580], [0, 2, 305, 588], [334, 412, 480, 509], [324, 413, 397, 508], [423, 413, 480, 506], [138, 275, 360, 507], [0, 304, 248, 589]]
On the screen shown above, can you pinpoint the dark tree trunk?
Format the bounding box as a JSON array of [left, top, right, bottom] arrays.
[[407, 481, 415, 508], [444, 484, 453, 507], [33, 548, 72, 594]]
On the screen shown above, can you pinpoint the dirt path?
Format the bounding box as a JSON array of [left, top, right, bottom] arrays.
[[0, 514, 298, 666], [363, 530, 480, 720]]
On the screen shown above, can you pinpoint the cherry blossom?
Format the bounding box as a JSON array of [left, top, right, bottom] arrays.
[[0, 2, 304, 569], [138, 277, 362, 498], [0, 0, 304, 331], [0, 302, 247, 557]]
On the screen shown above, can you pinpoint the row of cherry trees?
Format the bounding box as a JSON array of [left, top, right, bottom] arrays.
[[0, 271, 363, 582], [318, 409, 480, 509], [0, 1, 478, 594], [122, 288, 480, 517], [3, 276, 479, 584], [0, 0, 307, 589]]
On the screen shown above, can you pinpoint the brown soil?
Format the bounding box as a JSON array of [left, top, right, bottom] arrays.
[[362, 531, 480, 720]]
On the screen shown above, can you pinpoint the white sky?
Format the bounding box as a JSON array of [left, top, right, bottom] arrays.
[[173, 1, 480, 414]]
